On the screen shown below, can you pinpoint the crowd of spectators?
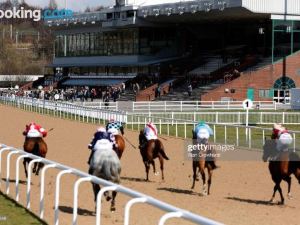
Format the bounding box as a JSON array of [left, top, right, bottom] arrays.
[[0, 84, 126, 103]]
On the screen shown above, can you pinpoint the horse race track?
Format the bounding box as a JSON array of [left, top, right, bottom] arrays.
[[0, 105, 300, 225]]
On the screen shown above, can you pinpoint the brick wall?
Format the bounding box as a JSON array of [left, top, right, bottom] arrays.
[[201, 52, 300, 101]]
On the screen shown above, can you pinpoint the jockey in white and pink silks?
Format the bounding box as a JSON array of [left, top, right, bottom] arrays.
[[144, 122, 158, 141], [272, 123, 293, 152]]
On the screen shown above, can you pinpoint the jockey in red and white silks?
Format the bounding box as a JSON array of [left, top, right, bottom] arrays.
[[144, 122, 158, 141], [23, 122, 47, 138], [272, 123, 293, 151]]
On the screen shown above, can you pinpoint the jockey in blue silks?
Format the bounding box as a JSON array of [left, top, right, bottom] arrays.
[[87, 127, 117, 165], [193, 121, 217, 170], [193, 121, 213, 144]]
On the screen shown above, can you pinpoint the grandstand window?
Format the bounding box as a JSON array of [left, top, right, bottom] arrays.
[[259, 89, 270, 98]]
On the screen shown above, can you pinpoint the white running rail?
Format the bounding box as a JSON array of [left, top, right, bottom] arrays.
[[0, 144, 223, 225]]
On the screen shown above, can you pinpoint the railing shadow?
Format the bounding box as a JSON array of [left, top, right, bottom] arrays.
[[58, 205, 95, 216], [1, 178, 27, 185]]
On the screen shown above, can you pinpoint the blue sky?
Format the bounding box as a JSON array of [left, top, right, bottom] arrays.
[[24, 0, 115, 11]]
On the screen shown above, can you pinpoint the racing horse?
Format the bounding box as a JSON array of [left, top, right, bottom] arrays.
[[23, 137, 48, 177], [139, 131, 169, 181], [191, 130, 217, 195], [114, 134, 125, 159], [88, 139, 121, 212], [263, 139, 300, 204]]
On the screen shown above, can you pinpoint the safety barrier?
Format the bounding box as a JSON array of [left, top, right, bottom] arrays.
[[129, 111, 300, 125], [132, 101, 278, 112], [1, 96, 300, 150], [0, 96, 127, 123], [0, 144, 222, 225]]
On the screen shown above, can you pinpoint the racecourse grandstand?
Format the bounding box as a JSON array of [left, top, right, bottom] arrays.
[[44, 0, 300, 103]]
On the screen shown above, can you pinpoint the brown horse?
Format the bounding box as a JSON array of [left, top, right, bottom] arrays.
[[191, 130, 217, 195], [263, 139, 300, 204], [23, 137, 48, 177], [139, 131, 169, 181], [114, 134, 125, 159]]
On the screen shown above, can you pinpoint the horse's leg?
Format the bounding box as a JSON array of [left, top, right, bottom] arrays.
[[277, 183, 285, 205], [200, 168, 207, 195], [110, 191, 117, 212], [191, 161, 197, 189], [199, 160, 207, 195], [151, 160, 158, 176], [92, 183, 100, 202], [23, 158, 28, 178], [32, 162, 37, 174], [35, 162, 44, 176], [158, 156, 164, 181], [283, 176, 292, 199], [207, 168, 213, 195], [144, 161, 150, 181]]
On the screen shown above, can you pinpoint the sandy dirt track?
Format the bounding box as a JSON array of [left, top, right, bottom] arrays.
[[0, 105, 300, 225]]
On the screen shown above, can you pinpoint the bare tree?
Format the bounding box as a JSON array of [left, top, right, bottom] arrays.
[[48, 0, 58, 10]]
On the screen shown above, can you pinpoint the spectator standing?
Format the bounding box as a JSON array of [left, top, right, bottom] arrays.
[[187, 84, 192, 97]]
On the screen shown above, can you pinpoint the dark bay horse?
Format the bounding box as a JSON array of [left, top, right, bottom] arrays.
[[263, 139, 300, 204], [114, 134, 125, 159], [23, 137, 48, 177], [139, 131, 169, 181], [191, 131, 217, 195], [89, 139, 121, 212]]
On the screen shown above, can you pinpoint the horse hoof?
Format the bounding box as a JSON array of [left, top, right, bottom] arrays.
[[154, 172, 159, 176], [110, 207, 116, 212], [288, 194, 293, 200]]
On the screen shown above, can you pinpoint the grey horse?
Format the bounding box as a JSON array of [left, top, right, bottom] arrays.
[[88, 139, 121, 212]]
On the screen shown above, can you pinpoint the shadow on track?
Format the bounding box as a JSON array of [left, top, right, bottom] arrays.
[[157, 187, 197, 195], [121, 176, 154, 183], [58, 206, 95, 216]]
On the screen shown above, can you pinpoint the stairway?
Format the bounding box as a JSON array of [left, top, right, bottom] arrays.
[[118, 90, 136, 101]]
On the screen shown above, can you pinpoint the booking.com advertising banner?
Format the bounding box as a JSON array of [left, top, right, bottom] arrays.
[[0, 7, 73, 21]]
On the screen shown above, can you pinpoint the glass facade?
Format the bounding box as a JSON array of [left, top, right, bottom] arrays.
[[272, 20, 300, 62], [55, 29, 139, 57], [55, 28, 178, 57]]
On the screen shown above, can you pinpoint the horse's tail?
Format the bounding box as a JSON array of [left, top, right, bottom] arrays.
[[102, 159, 121, 183], [156, 139, 169, 160], [160, 149, 169, 160], [208, 160, 218, 170]]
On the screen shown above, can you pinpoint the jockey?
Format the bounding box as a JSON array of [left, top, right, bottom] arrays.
[[144, 121, 158, 141], [87, 127, 117, 164], [23, 122, 47, 138], [272, 123, 293, 151], [193, 121, 213, 144], [139, 122, 158, 150], [106, 118, 124, 136], [193, 121, 217, 170]]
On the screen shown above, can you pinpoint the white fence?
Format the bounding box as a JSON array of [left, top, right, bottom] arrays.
[[132, 101, 279, 112], [0, 96, 127, 123], [0, 144, 222, 225], [126, 114, 300, 150], [1, 96, 300, 150], [130, 111, 300, 125], [73, 101, 118, 111]]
